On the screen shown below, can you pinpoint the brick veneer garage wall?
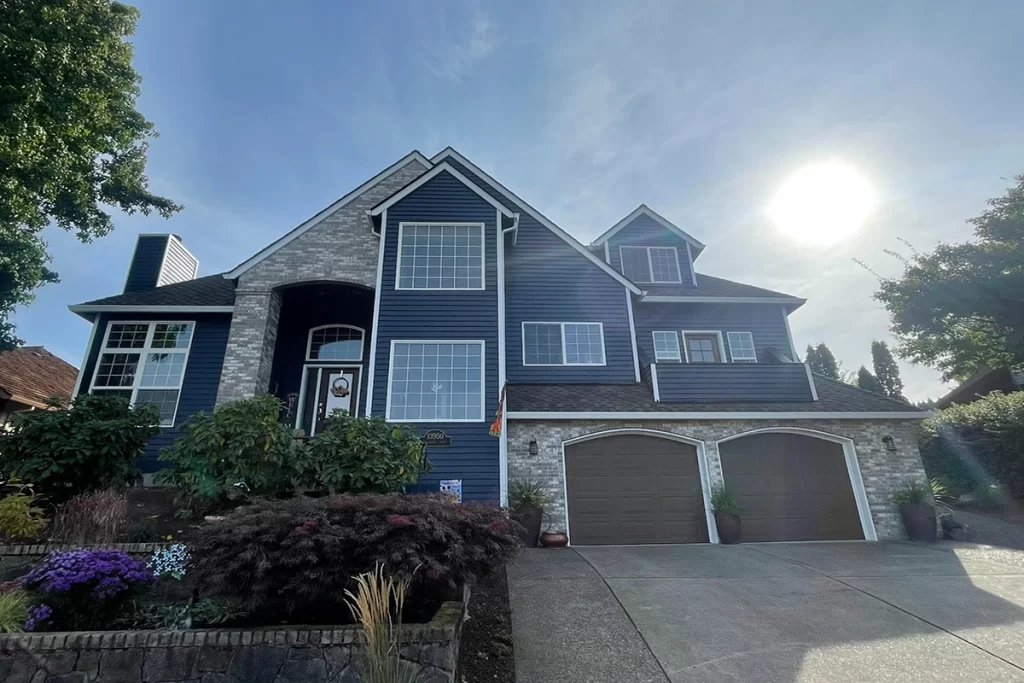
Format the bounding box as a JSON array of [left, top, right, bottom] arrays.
[[507, 419, 927, 541]]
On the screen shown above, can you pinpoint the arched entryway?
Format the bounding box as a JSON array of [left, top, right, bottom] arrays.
[[716, 428, 876, 542], [562, 429, 713, 545]]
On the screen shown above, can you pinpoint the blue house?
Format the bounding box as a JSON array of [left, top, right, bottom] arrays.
[[69, 148, 928, 545]]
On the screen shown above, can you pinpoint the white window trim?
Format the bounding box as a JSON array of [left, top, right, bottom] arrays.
[[726, 331, 758, 363], [681, 330, 727, 364], [305, 324, 365, 362], [521, 322, 607, 367], [618, 245, 682, 284], [395, 222, 486, 291], [652, 331, 682, 362], [384, 340, 486, 423], [88, 320, 195, 427]]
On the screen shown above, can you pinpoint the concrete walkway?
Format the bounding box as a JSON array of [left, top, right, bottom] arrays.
[[508, 542, 1024, 683]]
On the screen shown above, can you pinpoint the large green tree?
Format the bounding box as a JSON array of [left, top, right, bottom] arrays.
[[856, 366, 884, 394], [804, 342, 840, 379], [874, 175, 1024, 382], [0, 0, 180, 349], [870, 340, 905, 400]]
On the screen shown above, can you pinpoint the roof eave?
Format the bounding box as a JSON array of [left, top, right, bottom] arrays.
[[640, 295, 806, 308], [590, 204, 706, 251]]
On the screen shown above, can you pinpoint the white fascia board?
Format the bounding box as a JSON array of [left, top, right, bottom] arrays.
[[224, 151, 430, 279], [506, 411, 931, 420], [370, 162, 514, 217], [68, 305, 234, 313], [641, 295, 807, 306], [590, 204, 706, 253], [430, 148, 643, 296]]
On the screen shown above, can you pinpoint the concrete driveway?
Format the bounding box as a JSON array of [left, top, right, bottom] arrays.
[[508, 542, 1024, 683]]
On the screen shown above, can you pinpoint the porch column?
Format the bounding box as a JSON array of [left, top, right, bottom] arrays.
[[216, 289, 282, 404]]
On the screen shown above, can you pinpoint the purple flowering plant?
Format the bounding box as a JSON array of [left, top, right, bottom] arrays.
[[22, 550, 156, 630]]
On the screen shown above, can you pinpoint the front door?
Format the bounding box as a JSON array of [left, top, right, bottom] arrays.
[[309, 367, 360, 434]]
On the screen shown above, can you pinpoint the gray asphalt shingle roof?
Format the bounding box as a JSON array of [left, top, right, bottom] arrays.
[[642, 274, 804, 301], [507, 375, 924, 414], [73, 274, 236, 308]]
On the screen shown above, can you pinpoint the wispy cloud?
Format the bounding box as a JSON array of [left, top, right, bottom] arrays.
[[421, 2, 497, 83]]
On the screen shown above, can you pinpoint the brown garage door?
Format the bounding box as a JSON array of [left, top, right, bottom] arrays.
[[719, 433, 863, 542], [564, 434, 709, 545]]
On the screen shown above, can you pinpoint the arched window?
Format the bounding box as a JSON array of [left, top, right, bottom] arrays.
[[306, 325, 364, 362]]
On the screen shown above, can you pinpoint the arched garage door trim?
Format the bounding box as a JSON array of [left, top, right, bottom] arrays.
[[561, 429, 718, 545], [715, 427, 877, 541]]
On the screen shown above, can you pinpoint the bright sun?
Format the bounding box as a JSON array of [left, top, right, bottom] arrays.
[[767, 160, 876, 245]]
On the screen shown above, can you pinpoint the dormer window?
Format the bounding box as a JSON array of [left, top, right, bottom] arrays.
[[619, 246, 682, 284]]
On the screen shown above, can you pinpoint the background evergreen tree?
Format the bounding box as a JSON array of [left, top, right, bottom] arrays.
[[871, 340, 906, 400], [856, 366, 885, 394], [805, 342, 840, 379]]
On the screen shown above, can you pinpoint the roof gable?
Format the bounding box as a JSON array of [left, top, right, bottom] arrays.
[[592, 205, 705, 256], [370, 162, 514, 217], [430, 147, 642, 295]]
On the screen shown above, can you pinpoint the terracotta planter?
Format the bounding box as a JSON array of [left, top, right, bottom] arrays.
[[539, 531, 569, 548], [514, 506, 543, 547], [715, 511, 741, 544], [899, 502, 937, 542]]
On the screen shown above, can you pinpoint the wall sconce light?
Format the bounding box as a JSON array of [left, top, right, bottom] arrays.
[[882, 435, 897, 452], [528, 440, 539, 456]]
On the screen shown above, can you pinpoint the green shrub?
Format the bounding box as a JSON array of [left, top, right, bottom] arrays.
[[52, 491, 128, 545], [156, 395, 303, 516], [508, 479, 548, 510], [0, 394, 159, 501], [190, 494, 521, 624], [303, 412, 429, 494], [919, 392, 1024, 501], [0, 483, 47, 541], [971, 483, 1006, 511], [893, 480, 931, 505], [710, 485, 743, 515], [0, 589, 30, 633]]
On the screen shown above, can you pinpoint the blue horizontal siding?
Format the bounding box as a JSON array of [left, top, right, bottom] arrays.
[[656, 363, 813, 402], [77, 312, 231, 472], [607, 214, 694, 284], [635, 302, 795, 363], [371, 169, 500, 503], [124, 235, 169, 293]]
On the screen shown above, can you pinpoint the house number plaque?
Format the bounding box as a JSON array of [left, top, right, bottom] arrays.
[[423, 429, 452, 447]]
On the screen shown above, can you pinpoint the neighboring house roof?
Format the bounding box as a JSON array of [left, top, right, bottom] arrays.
[[935, 366, 1024, 409], [506, 375, 924, 417], [590, 204, 706, 256], [69, 274, 236, 319], [641, 274, 806, 307], [0, 346, 79, 409]]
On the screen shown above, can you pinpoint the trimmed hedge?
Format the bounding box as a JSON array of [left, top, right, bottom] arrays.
[[919, 391, 1024, 499]]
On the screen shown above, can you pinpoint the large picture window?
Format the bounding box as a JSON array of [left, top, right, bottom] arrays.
[[90, 321, 194, 426], [386, 341, 485, 422], [397, 223, 484, 290], [619, 246, 682, 284], [522, 322, 606, 366]]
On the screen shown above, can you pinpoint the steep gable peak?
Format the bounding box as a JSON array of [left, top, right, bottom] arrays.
[[592, 204, 705, 257]]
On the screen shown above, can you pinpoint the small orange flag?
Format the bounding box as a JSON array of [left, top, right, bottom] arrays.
[[489, 384, 506, 437]]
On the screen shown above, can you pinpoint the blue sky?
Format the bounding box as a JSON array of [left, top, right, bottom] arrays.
[[12, 0, 1024, 401]]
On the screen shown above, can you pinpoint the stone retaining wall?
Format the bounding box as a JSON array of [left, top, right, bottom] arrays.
[[0, 602, 463, 683]]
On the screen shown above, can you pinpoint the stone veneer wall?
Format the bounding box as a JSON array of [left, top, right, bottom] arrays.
[[507, 419, 927, 541], [216, 159, 428, 404], [0, 602, 463, 683]]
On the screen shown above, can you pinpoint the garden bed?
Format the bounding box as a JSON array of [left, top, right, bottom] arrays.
[[0, 599, 465, 683], [458, 565, 515, 683]]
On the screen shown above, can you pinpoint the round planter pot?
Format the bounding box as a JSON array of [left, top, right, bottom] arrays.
[[899, 502, 937, 542], [715, 511, 741, 544], [514, 506, 543, 547], [539, 531, 569, 548]]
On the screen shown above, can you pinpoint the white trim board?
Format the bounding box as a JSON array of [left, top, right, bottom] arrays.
[[590, 204, 705, 253], [371, 163, 514, 218], [641, 295, 806, 305], [715, 426, 878, 541], [69, 305, 234, 315], [497, 212, 510, 505], [225, 151, 431, 279], [365, 208, 388, 416], [429, 147, 642, 296], [507, 411, 931, 420]]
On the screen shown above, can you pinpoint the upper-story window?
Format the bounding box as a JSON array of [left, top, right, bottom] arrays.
[[522, 322, 606, 366], [652, 331, 682, 362], [726, 331, 757, 362], [397, 223, 484, 290], [90, 321, 194, 427], [681, 331, 725, 363], [307, 325, 364, 362], [619, 246, 682, 284]]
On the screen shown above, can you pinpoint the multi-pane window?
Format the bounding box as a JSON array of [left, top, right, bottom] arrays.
[[90, 322, 194, 426], [397, 223, 484, 290], [522, 323, 605, 366], [652, 331, 682, 361], [726, 332, 757, 362], [386, 341, 485, 422], [684, 333, 723, 363], [618, 246, 682, 283], [307, 325, 363, 361]]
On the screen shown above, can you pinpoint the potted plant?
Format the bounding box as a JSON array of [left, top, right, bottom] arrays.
[[509, 479, 548, 547], [893, 480, 937, 542], [711, 485, 743, 544]]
